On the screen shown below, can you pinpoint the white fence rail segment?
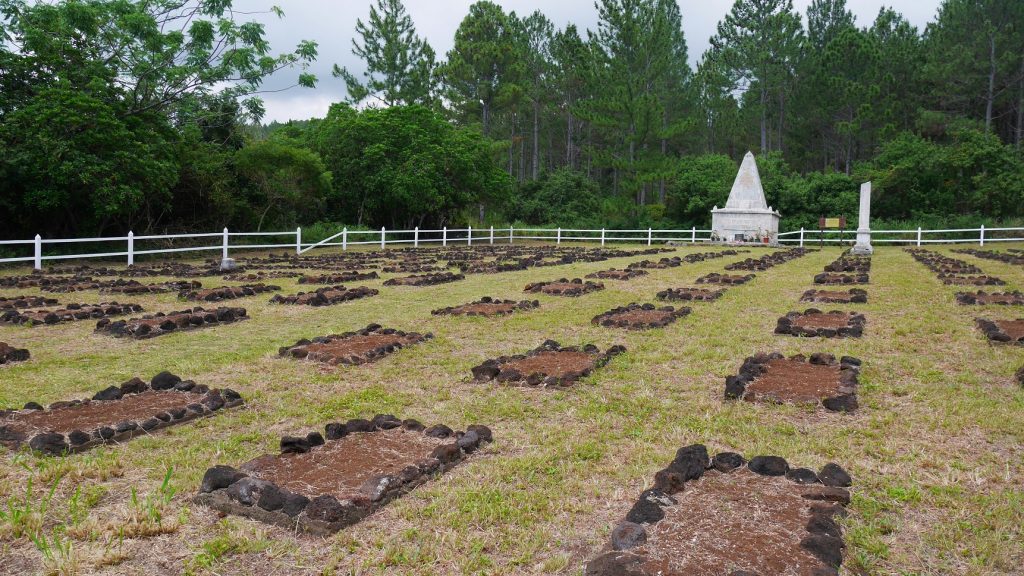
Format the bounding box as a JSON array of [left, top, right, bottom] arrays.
[[2, 225, 1023, 270]]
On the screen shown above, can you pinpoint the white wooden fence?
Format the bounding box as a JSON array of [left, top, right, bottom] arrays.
[[1, 225, 1022, 270]]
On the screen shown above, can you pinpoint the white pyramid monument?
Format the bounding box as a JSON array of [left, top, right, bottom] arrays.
[[711, 151, 781, 242]]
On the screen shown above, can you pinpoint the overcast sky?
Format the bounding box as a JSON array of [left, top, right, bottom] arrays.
[[234, 0, 943, 123]]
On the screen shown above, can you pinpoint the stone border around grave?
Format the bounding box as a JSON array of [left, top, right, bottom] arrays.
[[470, 340, 625, 388], [0, 296, 59, 310], [524, 278, 605, 296], [955, 291, 1024, 306], [939, 274, 1006, 286], [724, 352, 861, 412], [974, 318, 1024, 345], [591, 303, 691, 330], [775, 309, 866, 338], [800, 289, 867, 304], [656, 287, 725, 302], [431, 297, 540, 317], [269, 286, 379, 306], [0, 342, 30, 365], [95, 306, 247, 339], [279, 324, 432, 366], [0, 302, 143, 327], [586, 268, 649, 280], [813, 272, 869, 285], [179, 284, 281, 302], [1016, 365, 1024, 387], [585, 444, 853, 576], [383, 272, 464, 286], [626, 257, 682, 269], [297, 271, 380, 284], [695, 273, 756, 285], [0, 372, 243, 456], [194, 416, 493, 536]]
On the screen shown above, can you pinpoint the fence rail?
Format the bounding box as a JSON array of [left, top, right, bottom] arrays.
[[1, 225, 1022, 270]]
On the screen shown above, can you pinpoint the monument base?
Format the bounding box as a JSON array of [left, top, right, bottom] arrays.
[[850, 245, 873, 255], [851, 231, 873, 255]]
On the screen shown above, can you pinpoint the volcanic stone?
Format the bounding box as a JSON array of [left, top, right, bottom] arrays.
[[611, 521, 648, 550], [151, 371, 181, 390], [668, 444, 709, 480], [799, 534, 844, 567], [305, 495, 347, 523], [786, 468, 821, 484], [748, 455, 789, 476], [29, 432, 68, 456], [92, 386, 124, 401], [818, 463, 852, 487], [200, 465, 246, 493], [711, 452, 746, 472]]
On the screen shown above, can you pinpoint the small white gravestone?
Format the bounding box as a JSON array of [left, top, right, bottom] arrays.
[[851, 181, 873, 255], [219, 258, 237, 271], [711, 151, 781, 243]]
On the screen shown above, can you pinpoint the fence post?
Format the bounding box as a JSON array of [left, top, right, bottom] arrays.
[[601, 228, 606, 246], [979, 224, 985, 246], [342, 227, 348, 251], [557, 227, 561, 245], [381, 227, 386, 250], [799, 227, 805, 248], [414, 227, 419, 248], [127, 231, 134, 266], [443, 227, 447, 247], [692, 226, 696, 243], [509, 226, 514, 244], [916, 227, 922, 247], [296, 227, 302, 255], [468, 225, 472, 246], [222, 227, 229, 261], [34, 234, 42, 270], [647, 227, 653, 246], [489, 226, 494, 244]]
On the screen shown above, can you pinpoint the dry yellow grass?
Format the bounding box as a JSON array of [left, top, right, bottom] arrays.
[[0, 242, 1022, 575]]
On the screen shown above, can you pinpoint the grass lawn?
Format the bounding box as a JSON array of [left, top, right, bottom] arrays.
[[0, 243, 1022, 575]]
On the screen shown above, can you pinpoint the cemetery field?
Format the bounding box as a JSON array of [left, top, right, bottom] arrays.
[[0, 244, 1022, 575]]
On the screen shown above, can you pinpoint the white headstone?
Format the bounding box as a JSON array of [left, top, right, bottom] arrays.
[[851, 182, 873, 255]]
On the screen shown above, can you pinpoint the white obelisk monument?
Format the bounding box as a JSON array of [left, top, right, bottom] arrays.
[[711, 151, 781, 243], [851, 181, 873, 255]]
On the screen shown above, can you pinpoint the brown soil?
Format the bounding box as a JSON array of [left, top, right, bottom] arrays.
[[976, 294, 1024, 305], [241, 429, 444, 500], [744, 359, 843, 404], [634, 468, 825, 575], [3, 391, 202, 435], [450, 303, 517, 315], [542, 282, 583, 293], [602, 309, 676, 326], [792, 313, 851, 330], [304, 334, 420, 361], [801, 290, 859, 303], [995, 320, 1024, 340], [501, 350, 596, 378]]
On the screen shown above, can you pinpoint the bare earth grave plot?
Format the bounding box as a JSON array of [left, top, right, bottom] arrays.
[[94, 306, 247, 339], [800, 288, 868, 304], [0, 342, 30, 364], [279, 325, 432, 366], [975, 318, 1024, 344], [0, 302, 143, 326], [195, 417, 492, 535], [223, 271, 297, 282], [813, 272, 869, 285], [269, 285, 378, 306], [695, 273, 755, 286], [906, 249, 985, 274], [656, 287, 725, 302], [724, 248, 814, 271], [775, 309, 865, 338], [179, 284, 280, 302], [431, 296, 539, 317], [626, 257, 682, 269], [297, 271, 379, 284], [937, 273, 1006, 286], [0, 295, 58, 309], [0, 372, 242, 455], [954, 247, 1024, 266], [382, 264, 445, 274], [383, 272, 464, 286], [592, 303, 691, 330], [822, 255, 871, 273], [524, 278, 605, 296], [586, 444, 853, 576], [586, 268, 649, 280], [955, 291, 1024, 305], [725, 353, 861, 412], [470, 340, 625, 388]]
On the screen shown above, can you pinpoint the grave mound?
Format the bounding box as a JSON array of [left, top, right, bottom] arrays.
[[0, 302, 143, 326], [297, 271, 379, 284], [775, 309, 865, 338], [195, 417, 492, 535], [656, 287, 725, 302], [800, 289, 867, 304], [471, 340, 625, 388], [524, 278, 605, 296], [586, 268, 649, 280], [0, 372, 242, 455], [813, 272, 869, 285], [95, 306, 247, 339], [725, 353, 861, 412], [695, 273, 755, 286], [179, 284, 280, 302], [955, 291, 1024, 306], [585, 444, 853, 576], [279, 325, 431, 366], [383, 272, 464, 286], [975, 318, 1024, 344], [0, 342, 30, 365], [592, 303, 691, 330], [431, 297, 539, 317], [269, 286, 379, 306]]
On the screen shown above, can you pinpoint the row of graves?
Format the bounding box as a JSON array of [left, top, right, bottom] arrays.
[[908, 249, 1023, 387]]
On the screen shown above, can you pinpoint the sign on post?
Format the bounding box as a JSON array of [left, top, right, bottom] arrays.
[[817, 216, 847, 247]]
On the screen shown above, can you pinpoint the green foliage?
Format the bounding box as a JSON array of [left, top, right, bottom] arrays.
[[234, 136, 332, 231], [504, 169, 603, 227]]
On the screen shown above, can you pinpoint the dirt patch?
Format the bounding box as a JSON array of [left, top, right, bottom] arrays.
[[975, 318, 1024, 344], [383, 272, 464, 286], [656, 287, 725, 302], [586, 268, 649, 280], [195, 417, 492, 536], [269, 285, 378, 306], [297, 271, 379, 284], [0, 342, 30, 365], [0, 295, 58, 309], [592, 303, 691, 330], [955, 291, 1024, 305], [223, 271, 297, 282], [626, 257, 683, 269], [775, 309, 865, 338], [0, 302, 143, 326], [800, 289, 867, 304], [822, 255, 871, 273], [95, 306, 247, 339], [813, 272, 869, 285], [524, 278, 605, 296], [725, 353, 861, 412], [471, 340, 625, 388], [586, 444, 852, 576], [0, 372, 242, 455], [724, 248, 814, 271], [696, 273, 755, 285], [52, 279, 202, 294], [179, 284, 280, 302], [432, 297, 539, 317], [279, 325, 432, 366], [907, 249, 984, 275], [938, 274, 1006, 286]]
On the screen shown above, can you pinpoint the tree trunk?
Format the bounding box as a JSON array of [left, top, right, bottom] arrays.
[[760, 86, 768, 152], [532, 98, 540, 180], [566, 96, 575, 169], [509, 112, 516, 177], [482, 100, 491, 137], [1017, 55, 1024, 149], [986, 33, 996, 132]]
